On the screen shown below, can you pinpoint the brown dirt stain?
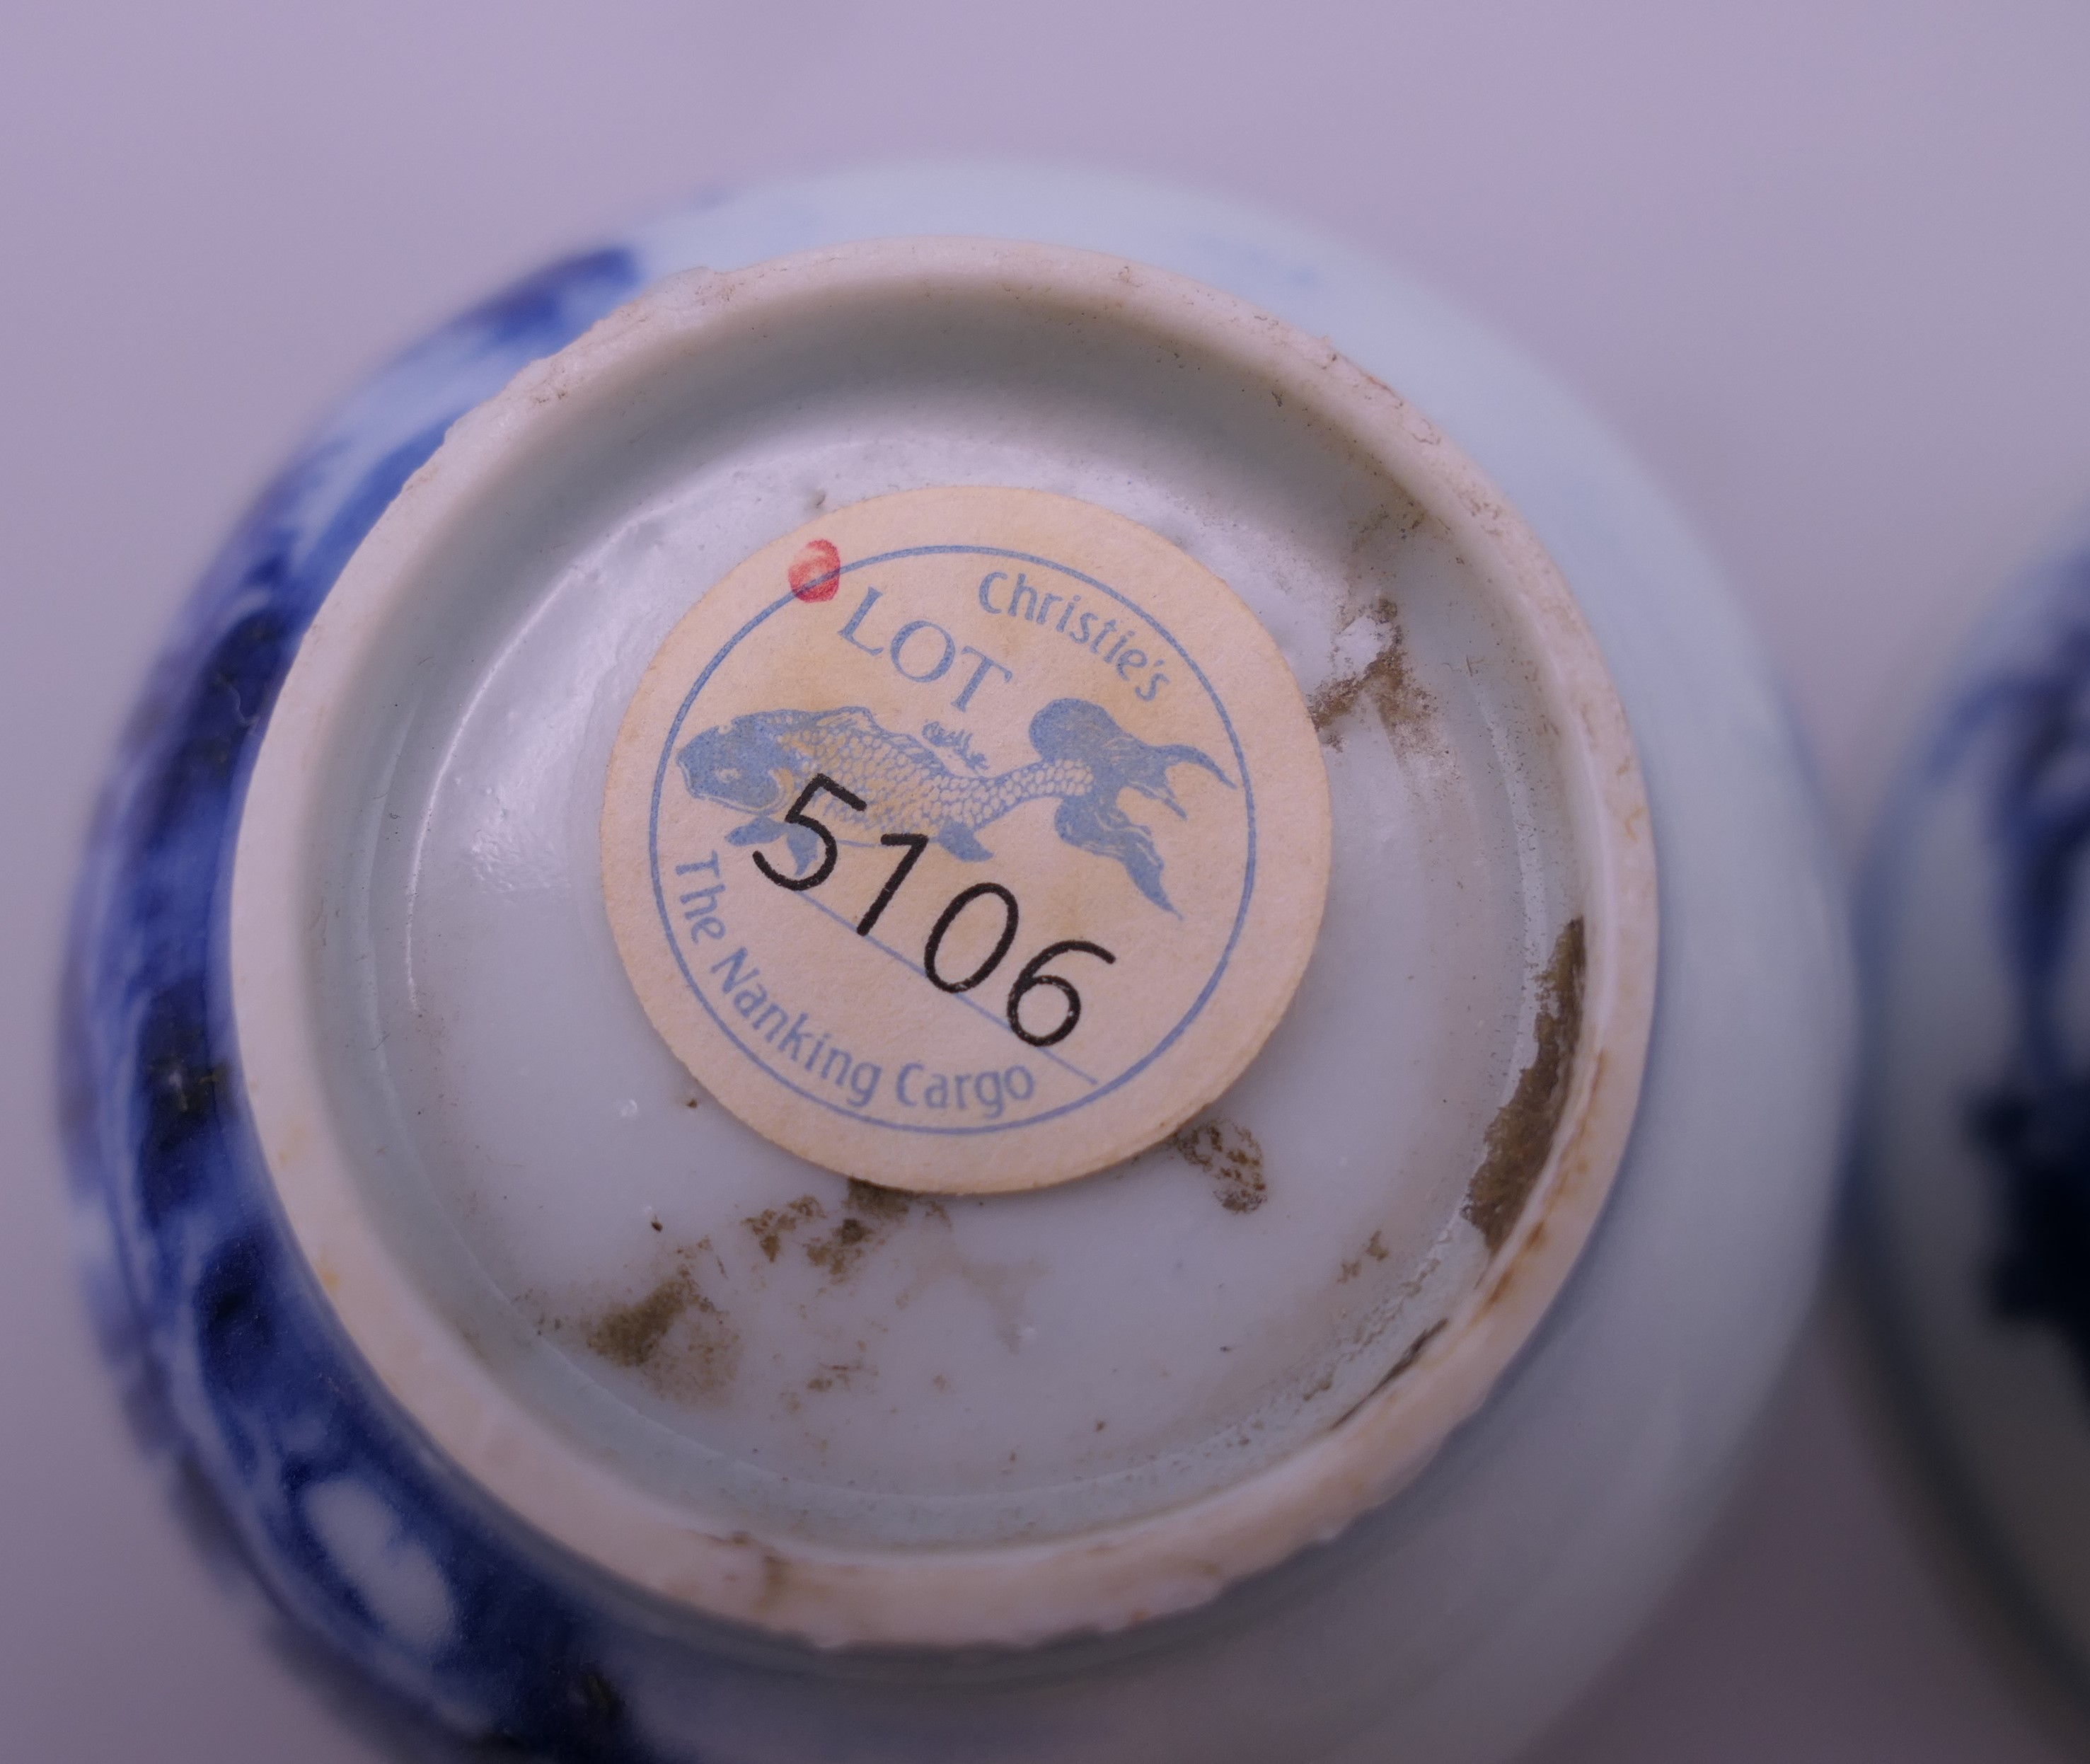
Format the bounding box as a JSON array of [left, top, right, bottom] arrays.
[[586, 1275, 693, 1367], [1172, 1118, 1268, 1214], [572, 1259, 741, 1403], [1307, 597, 1436, 753], [802, 1181, 925, 1281], [806, 1216, 873, 1278], [1464, 918, 1587, 1252], [1333, 1318, 1453, 1429], [842, 1178, 913, 1222], [744, 1194, 825, 1262], [1384, 1318, 1448, 1383], [1336, 1228, 1395, 1285]]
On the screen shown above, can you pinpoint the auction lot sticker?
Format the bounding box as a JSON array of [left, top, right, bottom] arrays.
[[602, 486, 1332, 1194]]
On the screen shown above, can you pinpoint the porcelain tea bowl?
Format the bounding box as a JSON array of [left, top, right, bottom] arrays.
[[64, 164, 1852, 1764], [1857, 519, 2090, 1732]]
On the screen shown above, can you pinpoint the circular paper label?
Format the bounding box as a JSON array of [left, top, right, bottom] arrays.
[[602, 487, 1331, 1194]]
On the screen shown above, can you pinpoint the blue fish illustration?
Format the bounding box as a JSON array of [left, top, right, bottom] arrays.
[[675, 698, 1230, 911]]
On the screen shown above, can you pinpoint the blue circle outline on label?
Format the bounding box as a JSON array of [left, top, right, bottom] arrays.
[[645, 544, 1259, 1138]]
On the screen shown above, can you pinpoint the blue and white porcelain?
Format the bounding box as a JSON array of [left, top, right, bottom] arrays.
[[64, 163, 1852, 1763], [1857, 525, 2090, 1721]]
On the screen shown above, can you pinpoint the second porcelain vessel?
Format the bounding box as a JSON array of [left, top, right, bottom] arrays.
[[1858, 520, 2090, 1735], [66, 164, 1852, 1762]]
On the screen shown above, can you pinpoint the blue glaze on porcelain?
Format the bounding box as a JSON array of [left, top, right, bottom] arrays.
[[62, 247, 662, 1757], [1933, 555, 2090, 1383], [1852, 524, 2090, 1726], [65, 167, 1852, 1764]]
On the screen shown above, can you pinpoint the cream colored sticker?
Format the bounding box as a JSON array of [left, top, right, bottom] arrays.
[[602, 486, 1331, 1194]]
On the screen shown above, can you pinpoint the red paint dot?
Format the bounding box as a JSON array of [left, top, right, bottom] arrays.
[[789, 538, 842, 603]]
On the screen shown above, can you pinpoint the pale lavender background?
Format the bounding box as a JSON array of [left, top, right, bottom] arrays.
[[6, 2, 2090, 1758]]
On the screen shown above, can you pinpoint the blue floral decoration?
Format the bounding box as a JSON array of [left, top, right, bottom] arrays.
[[57, 246, 683, 1759], [1945, 553, 2090, 1386]]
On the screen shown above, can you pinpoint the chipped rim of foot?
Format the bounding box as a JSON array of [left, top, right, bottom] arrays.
[[228, 238, 1657, 1649]]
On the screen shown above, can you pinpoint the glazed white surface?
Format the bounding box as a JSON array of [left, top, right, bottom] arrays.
[[616, 166, 1837, 1762], [358, 293, 1546, 1538], [232, 241, 1654, 1644], [371, 472, 1511, 1538], [20, 8, 2086, 1760], [209, 175, 1782, 1749]]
